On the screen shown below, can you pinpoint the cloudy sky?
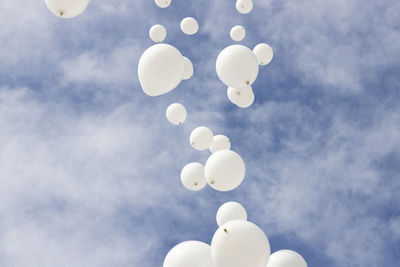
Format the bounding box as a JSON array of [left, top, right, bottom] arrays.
[[1, 0, 399, 266]]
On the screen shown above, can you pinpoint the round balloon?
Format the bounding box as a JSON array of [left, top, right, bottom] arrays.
[[216, 202, 247, 227], [155, 0, 171, 8], [204, 150, 245, 191], [209, 135, 231, 153], [166, 103, 187, 125], [180, 162, 207, 191], [236, 0, 253, 14], [230, 25, 246, 42], [149, 24, 167, 43], [45, 0, 90, 18], [182, 57, 194, 80], [211, 220, 270, 267], [266, 250, 307, 267], [227, 86, 253, 106], [164, 241, 216, 267], [236, 90, 254, 108], [138, 44, 184, 96], [253, 43, 274, 66], [180, 17, 199, 35], [216, 45, 259, 89], [190, 127, 214, 151]]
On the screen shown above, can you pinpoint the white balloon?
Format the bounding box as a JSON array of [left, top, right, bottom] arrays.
[[182, 57, 194, 80], [236, 0, 253, 14], [155, 0, 171, 8], [216, 202, 247, 227], [211, 220, 270, 267], [180, 17, 199, 35], [253, 43, 274, 66], [209, 135, 231, 153], [149, 24, 167, 43], [138, 44, 184, 97], [230, 25, 246, 42], [190, 127, 214, 151], [236, 90, 254, 108], [166, 103, 187, 125], [216, 45, 259, 89], [227, 86, 253, 105], [164, 241, 216, 267], [180, 162, 207, 191], [204, 150, 245, 191], [266, 250, 308, 267], [45, 0, 90, 18]]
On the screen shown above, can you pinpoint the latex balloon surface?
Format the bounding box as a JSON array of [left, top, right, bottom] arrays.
[[166, 103, 187, 125], [236, 0, 253, 14], [149, 24, 167, 43], [227, 86, 253, 106], [180, 17, 199, 35], [155, 0, 171, 8], [138, 44, 184, 96], [266, 250, 308, 267], [164, 241, 216, 267], [45, 0, 90, 18], [209, 135, 231, 153], [236, 89, 255, 108], [230, 25, 246, 42], [211, 220, 270, 267], [180, 162, 207, 191], [204, 150, 245, 191], [190, 127, 214, 151], [253, 43, 274, 66], [216, 202, 247, 227], [216, 45, 259, 89], [182, 57, 194, 80]]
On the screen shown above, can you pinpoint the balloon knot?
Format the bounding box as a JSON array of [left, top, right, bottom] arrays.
[[59, 10, 64, 16], [210, 180, 215, 185], [224, 228, 228, 233]]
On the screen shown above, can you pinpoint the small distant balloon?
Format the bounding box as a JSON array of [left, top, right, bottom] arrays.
[[180, 162, 207, 191], [236, 0, 253, 14], [216, 202, 247, 227], [138, 44, 184, 96], [155, 0, 171, 8], [182, 57, 194, 80], [236, 89, 255, 108], [164, 241, 216, 267], [253, 43, 274, 66], [166, 103, 187, 125], [209, 135, 231, 153], [204, 150, 245, 191], [45, 0, 90, 18], [149, 24, 167, 43], [230, 25, 246, 42], [216, 45, 259, 89], [180, 17, 199, 35], [190, 127, 214, 151], [227, 86, 253, 106], [267, 250, 308, 267]]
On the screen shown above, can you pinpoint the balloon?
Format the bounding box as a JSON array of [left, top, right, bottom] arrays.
[[227, 86, 253, 106], [216, 202, 247, 227], [138, 44, 184, 96], [166, 103, 187, 125], [149, 24, 167, 43], [180, 17, 199, 35], [236, 90, 254, 108], [180, 162, 207, 191], [164, 241, 216, 267], [209, 135, 231, 153], [45, 0, 90, 18], [253, 43, 274, 66], [190, 127, 214, 151], [266, 250, 308, 267], [204, 150, 245, 191], [211, 220, 270, 267], [155, 0, 171, 8], [236, 0, 253, 14], [230, 25, 246, 42], [216, 45, 259, 89], [182, 57, 194, 80]]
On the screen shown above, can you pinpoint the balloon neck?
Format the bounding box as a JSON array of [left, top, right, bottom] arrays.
[[245, 80, 250, 85], [210, 180, 215, 185], [59, 10, 64, 16], [223, 228, 228, 233]]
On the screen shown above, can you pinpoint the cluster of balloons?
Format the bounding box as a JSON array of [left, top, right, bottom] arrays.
[[164, 202, 308, 267]]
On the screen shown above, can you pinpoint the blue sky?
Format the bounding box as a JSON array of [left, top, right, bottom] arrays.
[[0, 0, 399, 266]]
